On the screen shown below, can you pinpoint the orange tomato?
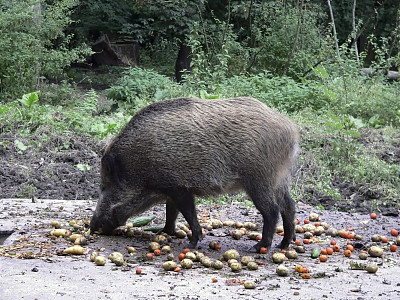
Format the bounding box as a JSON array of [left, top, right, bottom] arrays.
[[146, 253, 154, 260], [182, 248, 191, 254], [326, 247, 334, 255], [303, 239, 310, 244], [370, 212, 377, 219], [301, 273, 311, 279], [344, 250, 352, 257], [215, 244, 222, 251], [301, 267, 310, 273], [347, 233, 355, 239], [154, 249, 161, 256], [381, 236, 388, 243], [390, 244, 397, 252], [295, 240, 301, 246], [330, 240, 336, 245], [346, 244, 354, 252], [178, 253, 186, 261], [259, 247, 267, 254], [341, 231, 349, 239], [333, 245, 340, 252], [319, 255, 328, 262], [212, 278, 218, 283], [390, 229, 399, 237], [280, 249, 286, 254], [304, 219, 310, 224], [320, 248, 327, 255], [136, 268, 142, 275], [174, 267, 181, 272], [295, 265, 303, 273]]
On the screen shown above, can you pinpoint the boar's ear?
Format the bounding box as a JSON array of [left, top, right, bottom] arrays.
[[101, 154, 119, 183]]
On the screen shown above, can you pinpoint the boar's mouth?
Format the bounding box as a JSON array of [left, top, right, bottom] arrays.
[[90, 214, 118, 235]]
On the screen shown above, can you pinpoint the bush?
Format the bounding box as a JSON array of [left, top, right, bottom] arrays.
[[106, 67, 181, 110], [0, 0, 91, 99]]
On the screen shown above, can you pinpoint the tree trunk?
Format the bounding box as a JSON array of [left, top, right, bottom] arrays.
[[327, 0, 340, 58], [175, 43, 192, 82], [352, 0, 359, 65]]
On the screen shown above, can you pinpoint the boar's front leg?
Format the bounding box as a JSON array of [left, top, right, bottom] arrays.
[[160, 199, 180, 236], [161, 188, 203, 248]]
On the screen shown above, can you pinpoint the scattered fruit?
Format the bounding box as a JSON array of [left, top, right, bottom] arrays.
[[223, 249, 240, 261], [148, 242, 160, 252], [368, 246, 383, 258], [309, 213, 320, 222], [50, 229, 71, 238], [371, 234, 382, 242], [130, 215, 156, 227], [230, 261, 242, 272], [241, 256, 255, 266], [136, 268, 142, 275], [63, 245, 85, 255], [180, 258, 193, 269], [285, 250, 298, 259], [146, 253, 154, 260], [243, 280, 256, 289], [211, 260, 224, 270], [50, 220, 61, 229], [94, 255, 106, 266], [154, 249, 161, 256], [259, 247, 267, 254], [365, 264, 378, 273], [272, 252, 286, 263], [381, 236, 388, 243], [311, 246, 322, 259], [344, 250, 352, 257], [276, 265, 289, 276], [247, 261, 258, 270], [390, 229, 399, 237], [390, 244, 397, 252], [370, 213, 377, 219], [319, 255, 328, 262], [359, 252, 368, 260], [162, 261, 178, 271], [90, 251, 98, 262]]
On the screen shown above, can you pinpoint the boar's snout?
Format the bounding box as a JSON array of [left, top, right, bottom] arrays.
[[89, 213, 117, 235]]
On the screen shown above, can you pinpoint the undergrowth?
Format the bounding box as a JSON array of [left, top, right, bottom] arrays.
[[0, 66, 399, 209]]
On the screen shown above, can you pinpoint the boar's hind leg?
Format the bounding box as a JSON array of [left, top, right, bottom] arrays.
[[278, 188, 296, 249], [161, 188, 203, 248], [160, 199, 180, 236], [245, 183, 280, 252]]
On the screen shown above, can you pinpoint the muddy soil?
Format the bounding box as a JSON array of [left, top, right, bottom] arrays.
[[1, 198, 400, 300]]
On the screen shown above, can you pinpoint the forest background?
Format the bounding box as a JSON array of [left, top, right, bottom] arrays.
[[0, 0, 399, 215]]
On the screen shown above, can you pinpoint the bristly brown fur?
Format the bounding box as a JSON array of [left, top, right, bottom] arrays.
[[91, 97, 300, 252]]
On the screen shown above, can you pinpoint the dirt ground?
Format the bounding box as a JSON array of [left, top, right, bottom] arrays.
[[1, 198, 400, 300], [1, 128, 400, 299]]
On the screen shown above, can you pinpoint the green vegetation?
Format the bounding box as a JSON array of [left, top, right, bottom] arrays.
[[1, 0, 399, 210]]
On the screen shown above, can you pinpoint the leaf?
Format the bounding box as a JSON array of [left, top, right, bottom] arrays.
[[14, 139, 28, 152], [75, 164, 91, 171], [19, 91, 39, 108]]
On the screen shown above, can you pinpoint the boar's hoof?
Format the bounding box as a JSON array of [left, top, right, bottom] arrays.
[[278, 240, 290, 250], [158, 227, 176, 236]]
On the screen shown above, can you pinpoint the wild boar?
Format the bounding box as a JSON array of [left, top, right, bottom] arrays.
[[90, 97, 300, 252]]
